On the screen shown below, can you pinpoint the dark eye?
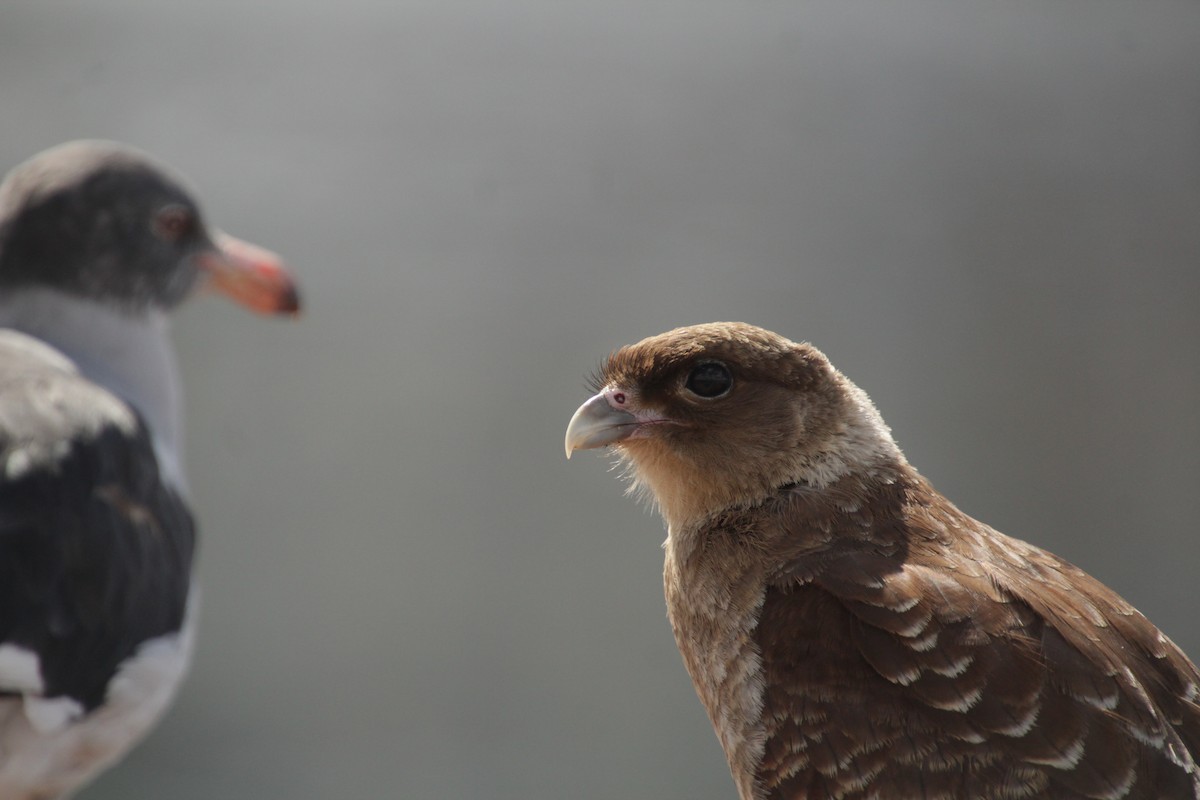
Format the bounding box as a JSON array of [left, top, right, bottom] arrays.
[[685, 361, 732, 398], [152, 205, 196, 241]]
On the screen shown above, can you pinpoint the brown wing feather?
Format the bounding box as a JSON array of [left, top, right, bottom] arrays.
[[753, 472, 1200, 800]]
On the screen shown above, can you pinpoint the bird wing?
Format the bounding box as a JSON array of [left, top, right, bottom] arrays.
[[0, 330, 195, 727], [753, 480, 1200, 799]]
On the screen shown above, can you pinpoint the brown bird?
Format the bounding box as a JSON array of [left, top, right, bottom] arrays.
[[565, 322, 1200, 800]]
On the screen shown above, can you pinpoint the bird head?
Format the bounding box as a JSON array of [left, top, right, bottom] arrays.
[[566, 322, 902, 529], [0, 140, 300, 316]]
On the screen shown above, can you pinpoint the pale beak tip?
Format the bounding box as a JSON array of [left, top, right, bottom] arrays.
[[564, 390, 640, 458]]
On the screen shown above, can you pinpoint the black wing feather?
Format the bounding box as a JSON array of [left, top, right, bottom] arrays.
[[0, 333, 194, 711]]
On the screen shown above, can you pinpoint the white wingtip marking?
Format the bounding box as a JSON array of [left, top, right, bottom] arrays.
[[0, 645, 44, 694], [24, 696, 85, 734]]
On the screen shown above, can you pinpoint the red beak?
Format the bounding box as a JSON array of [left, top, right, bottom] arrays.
[[195, 231, 301, 315]]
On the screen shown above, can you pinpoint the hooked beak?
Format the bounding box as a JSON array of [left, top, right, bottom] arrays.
[[564, 390, 641, 458], [195, 231, 301, 316]]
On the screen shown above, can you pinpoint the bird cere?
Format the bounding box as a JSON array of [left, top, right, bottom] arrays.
[[566, 322, 1200, 800], [0, 141, 299, 799]]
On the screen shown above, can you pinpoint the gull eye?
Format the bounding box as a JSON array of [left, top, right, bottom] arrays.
[[685, 361, 732, 399], [152, 205, 197, 242]]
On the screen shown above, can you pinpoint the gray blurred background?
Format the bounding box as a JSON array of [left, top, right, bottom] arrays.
[[2, 1, 1199, 798]]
